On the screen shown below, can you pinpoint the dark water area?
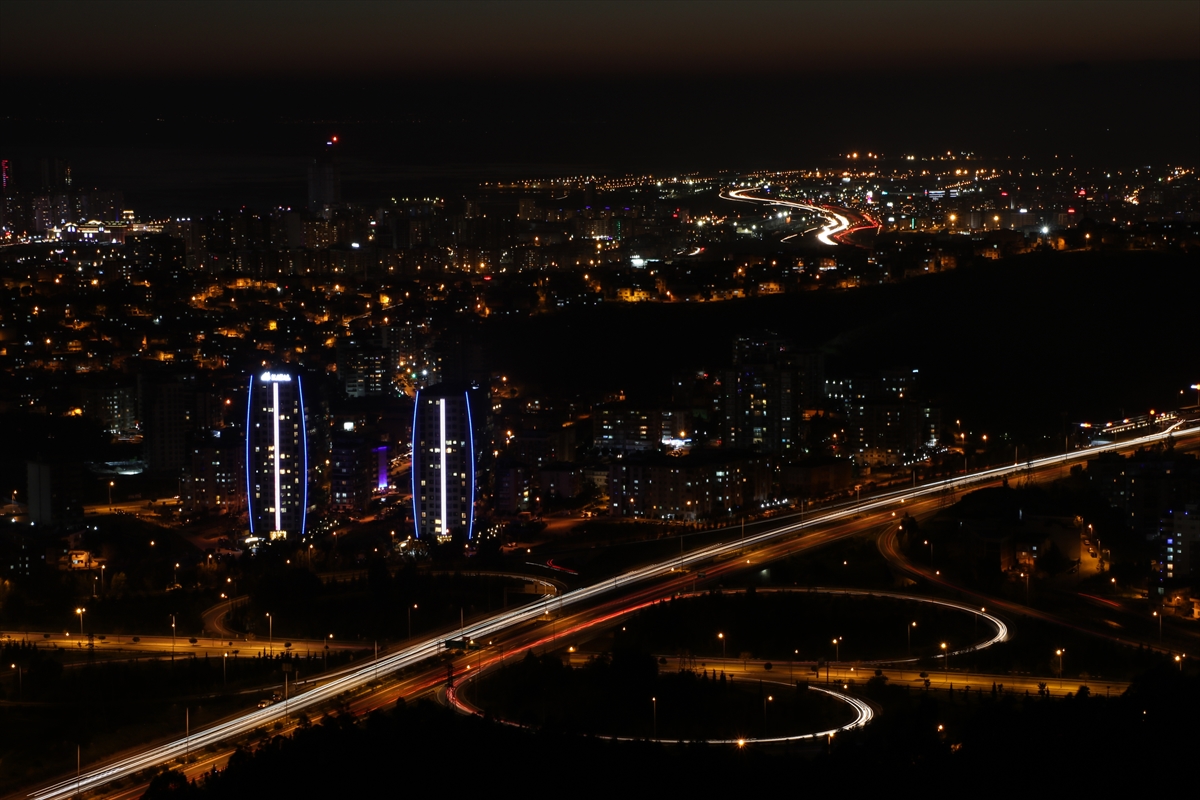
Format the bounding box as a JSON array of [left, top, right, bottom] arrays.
[[480, 251, 1198, 443]]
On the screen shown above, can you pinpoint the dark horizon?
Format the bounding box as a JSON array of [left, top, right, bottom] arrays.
[[4, 1, 1198, 216], [5, 60, 1198, 216]]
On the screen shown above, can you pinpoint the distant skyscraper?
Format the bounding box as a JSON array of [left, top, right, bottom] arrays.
[[411, 387, 475, 542], [307, 140, 341, 213], [246, 370, 309, 542]]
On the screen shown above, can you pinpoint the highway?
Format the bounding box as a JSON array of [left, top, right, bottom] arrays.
[[677, 660, 1126, 700], [675, 586, 1010, 660], [449, 665, 875, 745], [22, 419, 1200, 800], [722, 187, 852, 245], [877, 516, 1197, 656], [2, 594, 362, 659]]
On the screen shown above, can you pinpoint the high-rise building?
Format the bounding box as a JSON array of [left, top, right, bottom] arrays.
[[140, 372, 210, 474], [1168, 504, 1199, 580], [330, 423, 372, 513], [245, 370, 309, 542], [593, 404, 659, 453], [411, 386, 476, 542], [307, 145, 341, 214], [722, 332, 824, 454], [183, 432, 245, 516], [336, 336, 392, 398]]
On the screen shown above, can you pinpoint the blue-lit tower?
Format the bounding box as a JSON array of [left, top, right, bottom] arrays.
[[411, 387, 475, 542], [245, 369, 309, 542]]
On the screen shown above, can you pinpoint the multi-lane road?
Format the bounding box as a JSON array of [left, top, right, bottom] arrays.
[[722, 187, 867, 245], [21, 420, 1200, 799]]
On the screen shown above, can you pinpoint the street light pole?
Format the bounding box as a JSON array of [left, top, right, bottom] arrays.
[[719, 632, 725, 660], [266, 613, 273, 656], [908, 622, 916, 657], [171, 613, 176, 660], [223, 652, 227, 687], [652, 696, 657, 740], [1153, 611, 1162, 641], [75, 607, 85, 637]]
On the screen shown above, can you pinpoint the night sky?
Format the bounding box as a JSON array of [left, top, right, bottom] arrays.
[[3, 1, 1198, 214], [4, 1, 1197, 77]]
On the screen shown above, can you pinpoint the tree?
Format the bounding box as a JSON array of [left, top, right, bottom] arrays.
[[1039, 541, 1069, 576], [142, 769, 189, 797]]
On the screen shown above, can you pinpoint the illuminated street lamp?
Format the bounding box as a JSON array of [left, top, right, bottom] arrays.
[[652, 696, 657, 739], [833, 637, 842, 663], [266, 613, 273, 656], [718, 632, 726, 659], [940, 642, 950, 678], [108, 481, 114, 510], [408, 604, 418, 639], [1056, 648, 1065, 688], [75, 607, 85, 637], [1153, 610, 1162, 641], [908, 621, 917, 656]]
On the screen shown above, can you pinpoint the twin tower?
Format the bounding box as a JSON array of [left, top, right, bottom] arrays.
[[411, 386, 475, 542], [246, 370, 474, 544]]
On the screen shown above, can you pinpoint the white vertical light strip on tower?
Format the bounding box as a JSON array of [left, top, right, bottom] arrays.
[[439, 398, 447, 537], [273, 381, 282, 532]]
